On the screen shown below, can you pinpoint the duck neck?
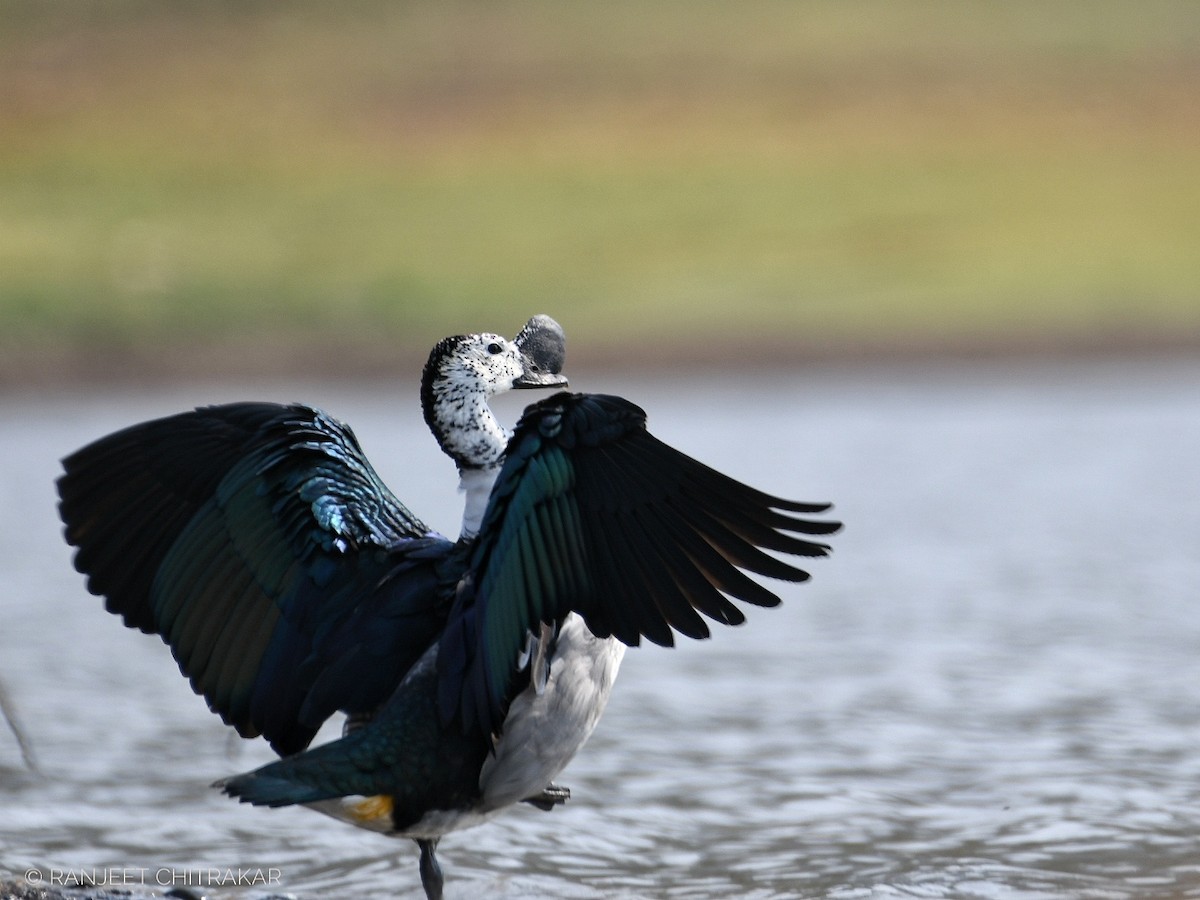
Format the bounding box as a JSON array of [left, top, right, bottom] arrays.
[[428, 389, 508, 540], [421, 348, 511, 539], [426, 386, 509, 472], [457, 465, 501, 540]]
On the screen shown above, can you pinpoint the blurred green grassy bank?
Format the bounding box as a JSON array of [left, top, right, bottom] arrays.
[[2, 1, 1199, 382]]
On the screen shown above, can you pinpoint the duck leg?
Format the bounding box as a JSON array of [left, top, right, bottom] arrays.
[[416, 838, 443, 900], [521, 782, 571, 811]]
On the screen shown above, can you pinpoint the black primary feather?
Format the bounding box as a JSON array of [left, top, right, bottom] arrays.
[[437, 392, 840, 737]]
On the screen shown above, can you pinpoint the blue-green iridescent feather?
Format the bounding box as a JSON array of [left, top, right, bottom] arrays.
[[58, 402, 453, 756]]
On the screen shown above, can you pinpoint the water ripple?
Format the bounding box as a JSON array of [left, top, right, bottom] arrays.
[[4, 362, 1200, 898]]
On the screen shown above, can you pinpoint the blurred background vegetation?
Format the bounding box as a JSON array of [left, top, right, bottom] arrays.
[[2, 0, 1198, 383]]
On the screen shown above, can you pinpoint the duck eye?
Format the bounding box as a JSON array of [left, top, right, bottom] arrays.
[[486, 342, 503, 355]]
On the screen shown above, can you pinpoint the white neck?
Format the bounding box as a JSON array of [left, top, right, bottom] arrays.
[[458, 465, 502, 539]]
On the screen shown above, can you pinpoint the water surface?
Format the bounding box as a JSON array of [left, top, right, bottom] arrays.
[[2, 359, 1199, 898]]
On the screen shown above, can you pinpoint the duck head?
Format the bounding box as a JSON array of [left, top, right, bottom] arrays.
[[421, 316, 568, 471]]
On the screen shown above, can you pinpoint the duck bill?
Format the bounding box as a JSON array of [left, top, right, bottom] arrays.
[[514, 368, 569, 389]]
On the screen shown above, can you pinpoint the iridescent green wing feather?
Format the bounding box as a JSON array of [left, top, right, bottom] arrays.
[[437, 392, 841, 737]]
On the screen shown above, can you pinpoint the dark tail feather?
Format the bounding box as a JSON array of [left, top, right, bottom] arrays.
[[215, 763, 339, 808]]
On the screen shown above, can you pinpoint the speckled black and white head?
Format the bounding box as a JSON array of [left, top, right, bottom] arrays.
[[421, 320, 568, 471]]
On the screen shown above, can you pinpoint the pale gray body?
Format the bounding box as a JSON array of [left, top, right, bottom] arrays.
[[311, 614, 624, 838]]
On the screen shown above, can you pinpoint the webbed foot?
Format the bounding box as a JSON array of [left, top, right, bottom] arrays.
[[521, 782, 571, 811]]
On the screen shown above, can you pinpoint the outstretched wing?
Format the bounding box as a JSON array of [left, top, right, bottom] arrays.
[[58, 402, 455, 755], [438, 392, 841, 736]]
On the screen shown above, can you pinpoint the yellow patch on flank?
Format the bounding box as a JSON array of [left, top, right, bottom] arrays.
[[349, 794, 394, 823]]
